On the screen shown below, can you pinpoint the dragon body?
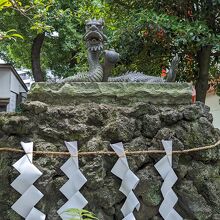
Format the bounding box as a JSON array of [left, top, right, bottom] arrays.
[[107, 53, 179, 82], [61, 50, 103, 82], [108, 72, 165, 82], [60, 19, 106, 83], [60, 19, 179, 83]]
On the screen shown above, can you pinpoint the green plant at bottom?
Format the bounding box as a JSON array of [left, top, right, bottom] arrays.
[[63, 208, 99, 220]]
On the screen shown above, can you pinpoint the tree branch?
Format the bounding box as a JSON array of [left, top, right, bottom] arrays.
[[9, 0, 32, 20], [211, 51, 220, 57]]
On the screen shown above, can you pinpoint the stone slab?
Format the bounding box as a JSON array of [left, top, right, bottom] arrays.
[[28, 82, 192, 106]]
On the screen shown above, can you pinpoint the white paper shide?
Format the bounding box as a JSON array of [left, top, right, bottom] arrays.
[[111, 142, 140, 220], [11, 142, 46, 219], [57, 141, 88, 220], [154, 140, 183, 220]]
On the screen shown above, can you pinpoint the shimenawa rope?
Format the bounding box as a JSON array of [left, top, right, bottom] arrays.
[[0, 139, 219, 157]]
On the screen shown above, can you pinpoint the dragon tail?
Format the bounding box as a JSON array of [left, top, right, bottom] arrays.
[[166, 54, 179, 82]]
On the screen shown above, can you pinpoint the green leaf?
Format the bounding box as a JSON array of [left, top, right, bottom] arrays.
[[6, 29, 17, 33], [9, 33, 23, 39], [0, 0, 12, 9], [63, 208, 99, 220]]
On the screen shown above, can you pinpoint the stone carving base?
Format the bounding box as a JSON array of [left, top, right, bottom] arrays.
[[29, 82, 192, 106], [0, 82, 219, 220]]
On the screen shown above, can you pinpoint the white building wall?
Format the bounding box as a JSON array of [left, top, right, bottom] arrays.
[[206, 94, 220, 129], [7, 92, 17, 112], [8, 72, 19, 112], [19, 82, 28, 102], [0, 69, 10, 98], [10, 72, 20, 94], [19, 84, 27, 94], [1, 66, 28, 112]]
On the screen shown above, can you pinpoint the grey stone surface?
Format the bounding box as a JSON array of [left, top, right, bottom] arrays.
[[177, 180, 212, 220], [29, 82, 192, 106], [0, 84, 219, 220]]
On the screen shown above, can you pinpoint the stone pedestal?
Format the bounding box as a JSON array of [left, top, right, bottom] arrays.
[[29, 82, 192, 105], [0, 82, 219, 220]]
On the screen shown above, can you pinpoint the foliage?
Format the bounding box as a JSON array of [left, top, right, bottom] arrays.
[[0, 0, 54, 39], [0, 0, 22, 10], [2, 0, 55, 32], [0, 0, 22, 40], [63, 208, 99, 220], [106, 0, 220, 83], [0, 0, 219, 86], [0, 0, 13, 10], [0, 0, 57, 74], [0, 29, 23, 41], [0, 0, 111, 78]]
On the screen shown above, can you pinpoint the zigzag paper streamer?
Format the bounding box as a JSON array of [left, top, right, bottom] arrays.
[[154, 140, 183, 220], [57, 141, 88, 220], [111, 142, 140, 220], [11, 142, 46, 219]]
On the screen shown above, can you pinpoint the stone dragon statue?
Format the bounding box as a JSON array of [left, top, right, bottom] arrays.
[[60, 19, 179, 83]]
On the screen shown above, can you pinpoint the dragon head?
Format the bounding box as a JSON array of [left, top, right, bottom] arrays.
[[84, 18, 107, 51]]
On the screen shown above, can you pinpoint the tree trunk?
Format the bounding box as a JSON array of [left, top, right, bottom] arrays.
[[31, 33, 45, 82], [195, 45, 212, 103]]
